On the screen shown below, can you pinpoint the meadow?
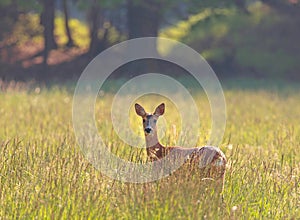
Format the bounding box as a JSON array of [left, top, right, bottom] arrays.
[[0, 79, 299, 219]]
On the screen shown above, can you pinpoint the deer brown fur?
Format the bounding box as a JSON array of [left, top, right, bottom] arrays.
[[135, 103, 227, 194]]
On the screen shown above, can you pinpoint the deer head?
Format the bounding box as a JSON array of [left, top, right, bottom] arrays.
[[135, 103, 165, 136]]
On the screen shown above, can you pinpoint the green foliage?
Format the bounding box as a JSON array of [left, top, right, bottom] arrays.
[[186, 0, 236, 14], [54, 15, 90, 48], [74, 0, 124, 10], [9, 13, 43, 45], [160, 2, 300, 77], [15, 0, 42, 12], [0, 0, 42, 43], [0, 80, 299, 218], [161, 9, 220, 40], [0, 0, 41, 11], [235, 47, 299, 76], [96, 0, 124, 9], [0, 0, 11, 6], [4, 12, 123, 49]]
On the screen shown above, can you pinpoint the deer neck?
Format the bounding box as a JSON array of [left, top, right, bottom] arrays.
[[145, 132, 165, 160], [145, 131, 160, 148]]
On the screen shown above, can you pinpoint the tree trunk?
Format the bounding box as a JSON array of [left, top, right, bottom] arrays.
[[87, 1, 107, 57], [234, 0, 249, 14], [126, 0, 162, 76], [127, 0, 161, 39], [41, 0, 57, 67], [63, 0, 75, 47]]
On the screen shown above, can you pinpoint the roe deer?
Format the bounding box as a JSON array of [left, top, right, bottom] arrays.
[[135, 103, 227, 194]]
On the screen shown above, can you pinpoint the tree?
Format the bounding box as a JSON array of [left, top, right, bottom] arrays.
[[127, 0, 162, 39], [87, 0, 105, 57], [40, 0, 57, 67], [0, 1, 19, 41], [62, 0, 75, 47]]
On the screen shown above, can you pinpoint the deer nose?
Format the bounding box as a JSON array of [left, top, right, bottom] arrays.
[[145, 128, 152, 133]]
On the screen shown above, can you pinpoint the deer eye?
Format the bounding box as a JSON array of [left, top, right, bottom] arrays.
[[154, 119, 157, 123], [143, 119, 146, 123]]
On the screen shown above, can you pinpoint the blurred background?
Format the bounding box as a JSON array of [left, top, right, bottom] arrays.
[[0, 0, 299, 82]]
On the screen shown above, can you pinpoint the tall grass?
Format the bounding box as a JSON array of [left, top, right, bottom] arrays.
[[0, 80, 299, 219]]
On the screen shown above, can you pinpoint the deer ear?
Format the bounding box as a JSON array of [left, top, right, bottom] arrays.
[[154, 103, 165, 116], [135, 103, 146, 117]]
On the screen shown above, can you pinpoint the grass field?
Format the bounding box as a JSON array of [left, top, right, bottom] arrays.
[[0, 79, 299, 219]]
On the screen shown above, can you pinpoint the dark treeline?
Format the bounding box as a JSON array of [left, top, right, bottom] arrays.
[[0, 0, 300, 81]]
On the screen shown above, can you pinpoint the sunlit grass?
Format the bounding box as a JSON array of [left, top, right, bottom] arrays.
[[0, 79, 299, 219]]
